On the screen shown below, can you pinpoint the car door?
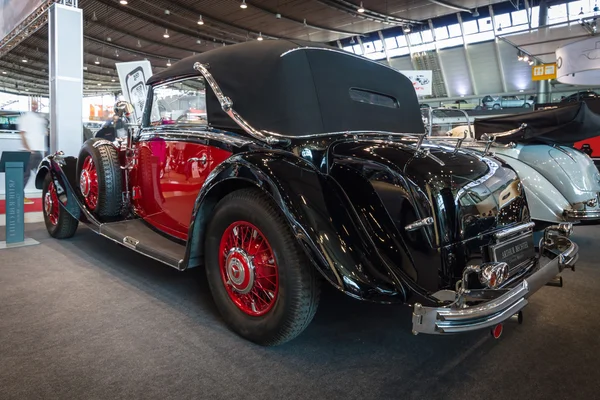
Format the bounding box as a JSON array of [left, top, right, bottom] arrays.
[[133, 77, 214, 240]]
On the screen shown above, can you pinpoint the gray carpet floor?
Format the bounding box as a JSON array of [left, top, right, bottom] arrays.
[[1, 223, 599, 400]]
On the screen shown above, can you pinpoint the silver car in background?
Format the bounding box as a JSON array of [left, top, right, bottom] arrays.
[[482, 95, 534, 109]]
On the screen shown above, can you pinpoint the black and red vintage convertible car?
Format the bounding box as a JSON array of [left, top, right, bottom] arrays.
[[36, 40, 577, 345]]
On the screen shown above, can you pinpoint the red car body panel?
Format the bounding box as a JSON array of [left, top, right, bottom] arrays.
[[131, 138, 232, 240]]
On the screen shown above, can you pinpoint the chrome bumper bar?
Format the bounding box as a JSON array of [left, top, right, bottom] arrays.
[[564, 208, 600, 221], [412, 227, 578, 335]]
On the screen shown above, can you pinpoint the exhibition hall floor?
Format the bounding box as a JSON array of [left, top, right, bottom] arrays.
[[1, 223, 598, 400]]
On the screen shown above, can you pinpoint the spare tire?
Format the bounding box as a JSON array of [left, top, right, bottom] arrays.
[[77, 139, 123, 218]]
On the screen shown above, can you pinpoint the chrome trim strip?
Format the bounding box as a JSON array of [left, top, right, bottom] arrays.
[[404, 217, 434, 232], [279, 46, 406, 76], [193, 62, 283, 145], [564, 209, 600, 220], [493, 222, 535, 240]]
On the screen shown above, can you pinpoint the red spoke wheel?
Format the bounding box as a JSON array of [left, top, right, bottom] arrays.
[[80, 156, 99, 211], [205, 188, 321, 346], [77, 139, 123, 218], [219, 222, 279, 316], [42, 173, 78, 239]]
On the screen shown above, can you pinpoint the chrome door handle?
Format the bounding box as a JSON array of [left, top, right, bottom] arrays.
[[188, 154, 207, 164]]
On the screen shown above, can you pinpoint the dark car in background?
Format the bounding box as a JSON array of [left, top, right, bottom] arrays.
[[36, 40, 577, 345], [561, 90, 600, 103]]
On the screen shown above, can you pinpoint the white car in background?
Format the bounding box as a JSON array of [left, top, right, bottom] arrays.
[[427, 104, 600, 226]]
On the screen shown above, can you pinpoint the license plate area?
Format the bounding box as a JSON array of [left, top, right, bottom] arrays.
[[489, 233, 535, 270]]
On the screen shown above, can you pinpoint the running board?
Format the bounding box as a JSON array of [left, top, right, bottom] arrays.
[[99, 219, 186, 270]]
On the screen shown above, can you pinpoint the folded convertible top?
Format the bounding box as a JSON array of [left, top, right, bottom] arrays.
[[473, 101, 600, 145]]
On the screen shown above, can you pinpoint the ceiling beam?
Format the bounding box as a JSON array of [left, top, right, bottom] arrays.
[[84, 17, 205, 55], [245, 1, 366, 36], [92, 0, 239, 44], [315, 0, 423, 25], [135, 0, 283, 40], [426, 0, 472, 13]]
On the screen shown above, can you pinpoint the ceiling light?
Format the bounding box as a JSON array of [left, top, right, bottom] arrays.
[[94, 57, 100, 65], [137, 39, 142, 47], [197, 15, 204, 25], [97, 83, 102, 86], [92, 11, 98, 21], [350, 36, 356, 44], [163, 29, 170, 38], [403, 25, 411, 33], [257, 32, 263, 41], [166, 59, 171, 66], [528, 60, 534, 65], [111, 78, 115, 82], [497, 24, 502, 32], [523, 54, 529, 62], [21, 58, 27, 63], [357, 2, 365, 13], [580, 7, 585, 16], [119, 0, 127, 4], [275, 13, 281, 19], [106, 36, 112, 42], [472, 8, 479, 17], [1, 71, 6, 74], [518, 53, 523, 61], [240, 0, 247, 9], [196, 39, 202, 44]]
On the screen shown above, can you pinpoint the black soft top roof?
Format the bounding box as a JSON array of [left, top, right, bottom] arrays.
[[473, 101, 600, 145], [147, 39, 425, 136]]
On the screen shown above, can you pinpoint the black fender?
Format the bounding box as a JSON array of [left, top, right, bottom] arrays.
[[34, 154, 98, 226], [184, 151, 433, 304]]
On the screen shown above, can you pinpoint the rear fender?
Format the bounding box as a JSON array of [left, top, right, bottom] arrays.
[[184, 151, 413, 303], [496, 156, 570, 224]]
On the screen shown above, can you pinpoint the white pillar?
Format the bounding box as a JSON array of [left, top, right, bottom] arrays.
[[48, 3, 83, 156]]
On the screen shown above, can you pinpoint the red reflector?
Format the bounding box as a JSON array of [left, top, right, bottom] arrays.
[[491, 323, 503, 339]]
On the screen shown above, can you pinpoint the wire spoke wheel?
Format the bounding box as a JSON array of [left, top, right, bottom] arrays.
[[80, 155, 99, 211], [219, 221, 279, 316]]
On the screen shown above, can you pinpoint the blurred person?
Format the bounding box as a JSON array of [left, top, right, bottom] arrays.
[[18, 111, 47, 204]]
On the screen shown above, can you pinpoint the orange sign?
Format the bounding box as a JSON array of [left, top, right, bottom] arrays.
[[532, 63, 557, 81]]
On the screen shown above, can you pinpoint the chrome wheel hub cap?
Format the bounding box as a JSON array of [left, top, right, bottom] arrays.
[[80, 170, 91, 197], [44, 192, 53, 215], [225, 248, 255, 294]]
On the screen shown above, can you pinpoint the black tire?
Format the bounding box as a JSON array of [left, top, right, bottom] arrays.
[[523, 103, 531, 108], [205, 188, 321, 346], [42, 173, 78, 239], [493, 104, 501, 110], [77, 139, 122, 218], [475, 106, 482, 110]]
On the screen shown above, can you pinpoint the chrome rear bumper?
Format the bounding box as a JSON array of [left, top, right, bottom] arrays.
[[564, 208, 600, 221], [411, 224, 578, 335]]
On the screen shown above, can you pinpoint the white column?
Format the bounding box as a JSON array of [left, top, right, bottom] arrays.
[[48, 3, 83, 156]]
